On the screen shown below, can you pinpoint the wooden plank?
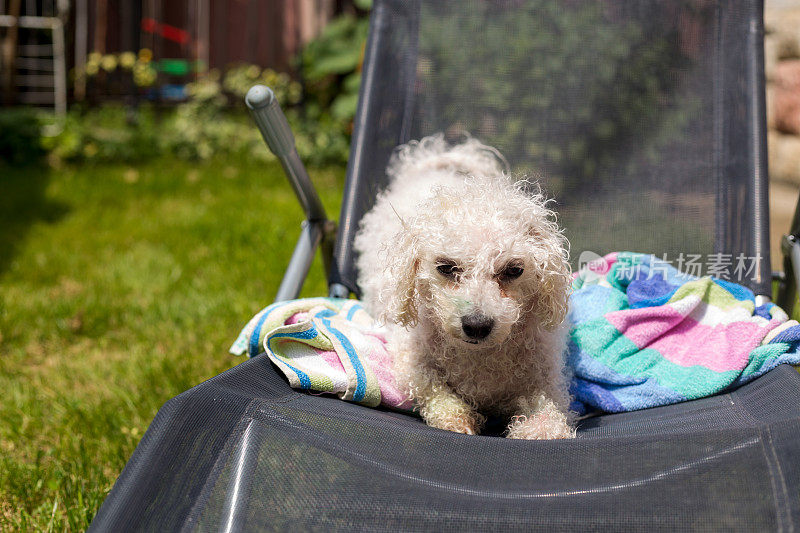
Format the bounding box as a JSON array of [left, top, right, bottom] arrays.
[[15, 73, 55, 86], [226, 0, 247, 67], [74, 0, 88, 99], [209, 0, 226, 70], [16, 57, 54, 70], [246, 0, 258, 65], [93, 0, 106, 53], [17, 91, 55, 103], [18, 43, 52, 55], [196, 0, 210, 72], [0, 14, 58, 28], [52, 16, 66, 114], [1, 0, 20, 105]]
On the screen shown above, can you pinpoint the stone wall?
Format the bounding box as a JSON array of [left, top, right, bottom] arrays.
[[766, 1, 800, 269], [766, 2, 800, 186]]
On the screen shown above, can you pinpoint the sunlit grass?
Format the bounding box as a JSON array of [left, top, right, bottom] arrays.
[[2, 151, 797, 531], [0, 156, 344, 530]]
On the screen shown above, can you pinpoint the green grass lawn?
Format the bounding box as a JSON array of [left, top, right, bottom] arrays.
[[0, 156, 344, 531]]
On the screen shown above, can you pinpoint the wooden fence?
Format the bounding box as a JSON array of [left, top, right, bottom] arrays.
[[79, 0, 336, 72]]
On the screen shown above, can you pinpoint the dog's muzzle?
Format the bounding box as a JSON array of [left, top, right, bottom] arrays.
[[461, 313, 494, 341]]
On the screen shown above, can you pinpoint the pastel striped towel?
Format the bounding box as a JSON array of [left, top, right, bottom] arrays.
[[231, 253, 800, 415], [568, 252, 800, 414], [230, 298, 413, 410]]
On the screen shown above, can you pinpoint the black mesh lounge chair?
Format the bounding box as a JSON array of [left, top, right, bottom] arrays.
[[91, 1, 800, 530]]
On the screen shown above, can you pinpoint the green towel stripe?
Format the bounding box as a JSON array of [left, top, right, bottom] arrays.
[[740, 344, 790, 379], [573, 318, 739, 398], [666, 278, 754, 313]]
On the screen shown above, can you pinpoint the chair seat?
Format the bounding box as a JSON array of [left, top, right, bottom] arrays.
[[91, 358, 800, 531]]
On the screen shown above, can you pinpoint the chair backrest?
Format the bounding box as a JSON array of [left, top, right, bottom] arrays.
[[331, 0, 771, 297]]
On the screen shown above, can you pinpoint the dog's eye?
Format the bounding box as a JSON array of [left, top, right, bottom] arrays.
[[500, 264, 524, 281], [436, 262, 462, 279]]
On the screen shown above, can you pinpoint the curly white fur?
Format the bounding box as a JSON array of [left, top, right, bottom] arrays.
[[354, 134, 575, 439]]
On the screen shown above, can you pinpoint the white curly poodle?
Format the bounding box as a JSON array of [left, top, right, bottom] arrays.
[[354, 134, 575, 439]]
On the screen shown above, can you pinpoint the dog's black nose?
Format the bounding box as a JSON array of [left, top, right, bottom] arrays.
[[461, 314, 494, 340]]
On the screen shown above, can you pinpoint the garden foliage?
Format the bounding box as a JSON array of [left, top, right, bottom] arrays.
[[31, 63, 350, 167], [2, 0, 693, 177], [2, 1, 374, 169], [0, 108, 46, 165]]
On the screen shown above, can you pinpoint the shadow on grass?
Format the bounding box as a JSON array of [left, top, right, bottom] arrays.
[[0, 165, 70, 275]]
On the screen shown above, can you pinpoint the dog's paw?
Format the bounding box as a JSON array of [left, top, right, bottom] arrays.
[[428, 416, 479, 435], [505, 411, 575, 440], [420, 389, 484, 435]]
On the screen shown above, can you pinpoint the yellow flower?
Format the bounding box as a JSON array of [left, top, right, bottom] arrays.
[[263, 69, 277, 86], [138, 48, 153, 62], [101, 54, 117, 72], [83, 143, 98, 157], [133, 64, 157, 87], [119, 51, 136, 69], [87, 51, 102, 64]]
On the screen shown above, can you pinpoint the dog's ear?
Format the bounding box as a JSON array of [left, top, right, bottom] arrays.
[[381, 227, 420, 327], [523, 221, 571, 330], [532, 254, 571, 329]]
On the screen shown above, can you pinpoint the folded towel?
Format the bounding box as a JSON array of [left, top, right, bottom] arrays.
[[568, 252, 800, 414], [230, 298, 413, 410], [231, 252, 800, 415]]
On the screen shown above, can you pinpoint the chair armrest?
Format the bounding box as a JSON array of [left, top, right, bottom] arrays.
[[776, 190, 800, 313], [246, 85, 339, 301]]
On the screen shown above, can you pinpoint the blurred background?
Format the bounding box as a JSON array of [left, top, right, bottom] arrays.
[[0, 0, 372, 166], [1, 0, 800, 530], [0, 1, 366, 530], [1, 0, 799, 259], [767, 0, 800, 264]]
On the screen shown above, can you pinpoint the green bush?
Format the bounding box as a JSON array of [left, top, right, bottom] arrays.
[[18, 3, 376, 169], [0, 108, 46, 165], [41, 105, 161, 163], [42, 63, 351, 167], [300, 13, 369, 124]]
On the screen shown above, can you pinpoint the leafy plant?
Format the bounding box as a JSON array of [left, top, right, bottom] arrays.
[[300, 11, 369, 124], [0, 108, 46, 165], [41, 62, 351, 166], [27, 0, 375, 169], [222, 64, 302, 104], [41, 105, 161, 163]]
